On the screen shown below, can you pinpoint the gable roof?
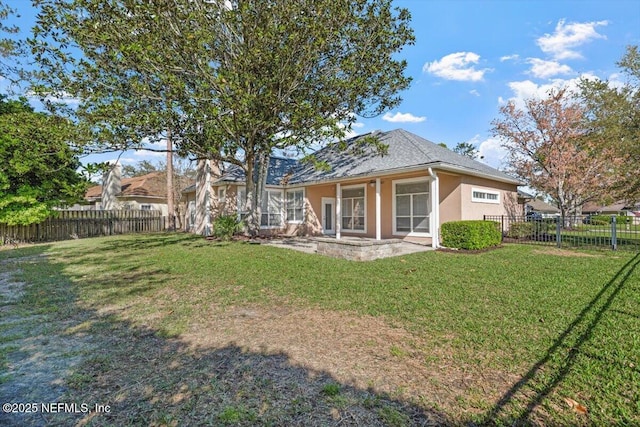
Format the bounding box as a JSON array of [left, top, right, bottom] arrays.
[[289, 129, 520, 185], [214, 157, 299, 186], [86, 172, 167, 200]]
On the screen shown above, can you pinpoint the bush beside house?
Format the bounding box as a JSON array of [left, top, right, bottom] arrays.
[[441, 220, 502, 250]]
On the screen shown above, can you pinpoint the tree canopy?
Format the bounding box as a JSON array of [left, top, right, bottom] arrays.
[[31, 0, 415, 234], [578, 45, 640, 203], [491, 88, 619, 221], [0, 95, 87, 225]]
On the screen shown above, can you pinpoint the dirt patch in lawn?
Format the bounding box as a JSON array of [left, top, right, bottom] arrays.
[[0, 256, 96, 427], [531, 248, 601, 258], [65, 300, 522, 425]]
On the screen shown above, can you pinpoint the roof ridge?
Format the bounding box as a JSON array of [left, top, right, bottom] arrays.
[[394, 129, 438, 162]]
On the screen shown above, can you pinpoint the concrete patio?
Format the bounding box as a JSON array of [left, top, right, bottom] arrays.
[[262, 236, 433, 260]]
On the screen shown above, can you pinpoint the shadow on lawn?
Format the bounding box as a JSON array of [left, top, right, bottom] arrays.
[[58, 321, 450, 426], [0, 243, 451, 427], [485, 252, 640, 425]]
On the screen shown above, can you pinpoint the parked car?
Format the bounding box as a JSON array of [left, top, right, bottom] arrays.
[[525, 211, 543, 221]]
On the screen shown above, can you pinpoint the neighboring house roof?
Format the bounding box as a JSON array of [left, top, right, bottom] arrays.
[[289, 129, 521, 185], [526, 198, 560, 213], [583, 200, 640, 213], [86, 172, 167, 200]]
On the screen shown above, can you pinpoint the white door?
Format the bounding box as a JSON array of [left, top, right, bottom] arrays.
[[321, 197, 336, 235]]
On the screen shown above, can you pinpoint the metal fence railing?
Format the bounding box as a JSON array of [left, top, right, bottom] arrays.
[[1, 210, 167, 245], [485, 214, 640, 251]]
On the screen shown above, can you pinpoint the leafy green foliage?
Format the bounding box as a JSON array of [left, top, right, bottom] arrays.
[[441, 220, 502, 250], [30, 0, 415, 235], [452, 141, 481, 159], [0, 95, 87, 225], [578, 45, 640, 202], [213, 215, 243, 241]]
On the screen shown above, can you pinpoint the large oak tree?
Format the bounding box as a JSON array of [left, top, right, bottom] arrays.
[[31, 0, 414, 234]]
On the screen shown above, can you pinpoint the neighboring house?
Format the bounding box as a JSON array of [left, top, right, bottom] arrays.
[[83, 166, 169, 215], [183, 129, 523, 247], [583, 200, 640, 223]]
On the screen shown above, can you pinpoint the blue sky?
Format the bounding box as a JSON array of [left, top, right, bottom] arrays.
[[3, 0, 640, 170]]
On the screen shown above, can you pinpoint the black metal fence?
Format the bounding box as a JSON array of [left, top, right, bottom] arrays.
[[485, 215, 640, 251], [0, 210, 167, 245]]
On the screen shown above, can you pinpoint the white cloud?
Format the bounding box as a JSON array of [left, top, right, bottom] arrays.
[[500, 54, 520, 62], [134, 149, 165, 158], [382, 111, 426, 123], [476, 136, 509, 170], [527, 58, 573, 78], [537, 19, 608, 60], [505, 72, 599, 108], [27, 90, 81, 106], [352, 122, 365, 129], [423, 52, 491, 82], [469, 89, 480, 97]]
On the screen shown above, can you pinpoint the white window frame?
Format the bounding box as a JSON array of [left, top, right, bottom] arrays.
[[392, 177, 431, 237], [340, 184, 367, 234], [260, 188, 284, 229], [217, 187, 226, 202], [285, 188, 305, 224], [140, 204, 153, 211], [471, 188, 500, 204], [237, 186, 248, 221]]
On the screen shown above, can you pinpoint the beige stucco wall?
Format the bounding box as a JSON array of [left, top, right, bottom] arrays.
[[184, 169, 519, 241], [459, 176, 519, 220], [118, 198, 168, 216]]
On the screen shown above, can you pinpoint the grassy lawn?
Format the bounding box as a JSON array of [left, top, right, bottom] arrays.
[[1, 233, 638, 426]]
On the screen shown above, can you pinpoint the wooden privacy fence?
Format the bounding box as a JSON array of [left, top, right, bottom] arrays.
[[0, 210, 166, 244]]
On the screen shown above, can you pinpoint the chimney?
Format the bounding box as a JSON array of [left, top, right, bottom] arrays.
[[101, 163, 122, 210]]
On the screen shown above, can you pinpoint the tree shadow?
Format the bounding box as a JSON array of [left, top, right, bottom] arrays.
[[484, 253, 640, 425], [0, 248, 452, 426]]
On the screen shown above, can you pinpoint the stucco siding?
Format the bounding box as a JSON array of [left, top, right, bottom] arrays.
[[459, 176, 519, 220]]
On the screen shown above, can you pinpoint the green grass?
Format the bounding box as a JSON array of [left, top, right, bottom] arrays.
[[1, 233, 638, 425]]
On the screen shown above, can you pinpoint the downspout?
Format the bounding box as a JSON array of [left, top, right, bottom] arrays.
[[428, 168, 439, 249]]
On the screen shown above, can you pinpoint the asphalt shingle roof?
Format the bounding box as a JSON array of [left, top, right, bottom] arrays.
[[289, 129, 520, 184], [181, 129, 520, 192]]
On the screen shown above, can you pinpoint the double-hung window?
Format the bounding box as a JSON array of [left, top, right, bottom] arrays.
[[341, 186, 365, 232], [261, 190, 283, 227], [286, 189, 304, 223], [394, 179, 430, 235]]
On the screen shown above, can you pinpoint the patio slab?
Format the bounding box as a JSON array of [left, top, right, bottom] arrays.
[[262, 236, 433, 260]]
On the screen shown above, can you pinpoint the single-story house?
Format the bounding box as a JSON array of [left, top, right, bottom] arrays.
[[183, 129, 522, 248], [582, 200, 640, 224], [83, 167, 169, 215]]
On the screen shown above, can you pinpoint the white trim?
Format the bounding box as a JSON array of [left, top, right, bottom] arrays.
[[392, 176, 431, 237], [429, 168, 439, 248], [340, 183, 367, 234], [321, 197, 336, 235], [375, 178, 381, 240], [336, 183, 341, 239], [471, 187, 500, 204]]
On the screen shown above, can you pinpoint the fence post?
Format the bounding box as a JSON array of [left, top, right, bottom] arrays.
[[611, 215, 617, 251], [556, 218, 561, 248]]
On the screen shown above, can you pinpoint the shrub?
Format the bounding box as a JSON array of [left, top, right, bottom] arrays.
[[213, 215, 242, 241], [441, 220, 501, 250], [507, 222, 533, 239], [590, 215, 610, 225]]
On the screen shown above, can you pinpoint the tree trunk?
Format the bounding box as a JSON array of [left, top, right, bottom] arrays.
[[166, 128, 175, 230], [245, 151, 269, 237]]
